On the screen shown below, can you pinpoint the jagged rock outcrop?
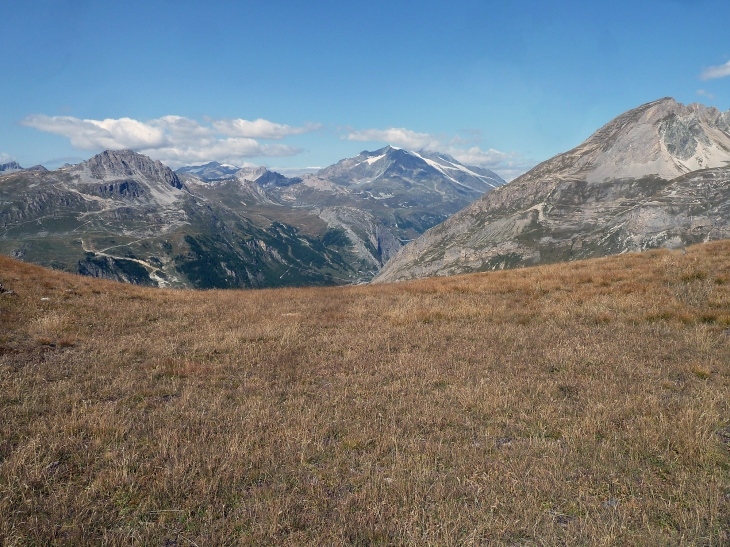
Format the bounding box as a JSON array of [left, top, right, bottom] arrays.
[[374, 98, 730, 283]]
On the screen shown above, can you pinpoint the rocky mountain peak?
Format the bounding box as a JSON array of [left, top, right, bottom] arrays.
[[313, 145, 505, 192], [569, 97, 730, 182], [175, 161, 241, 182], [79, 150, 183, 189], [235, 166, 297, 188]]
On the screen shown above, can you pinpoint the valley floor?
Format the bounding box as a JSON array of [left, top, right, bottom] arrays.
[[1, 242, 730, 545]]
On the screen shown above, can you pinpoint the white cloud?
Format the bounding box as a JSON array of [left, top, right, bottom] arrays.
[[449, 146, 511, 168], [0, 153, 16, 164], [152, 115, 214, 143], [344, 126, 533, 180], [696, 89, 715, 100], [23, 115, 168, 150], [700, 60, 730, 80], [22, 114, 315, 167], [211, 118, 320, 139], [449, 147, 533, 181]]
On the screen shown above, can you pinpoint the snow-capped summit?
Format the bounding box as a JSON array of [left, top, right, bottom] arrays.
[[312, 145, 505, 193]]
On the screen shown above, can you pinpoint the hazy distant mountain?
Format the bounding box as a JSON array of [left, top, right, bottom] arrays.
[[263, 146, 505, 266], [0, 161, 46, 175], [182, 146, 505, 274], [0, 161, 23, 175], [375, 98, 730, 283], [312, 146, 502, 191], [176, 161, 241, 181]]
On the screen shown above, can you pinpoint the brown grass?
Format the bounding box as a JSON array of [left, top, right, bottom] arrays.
[[1, 241, 730, 546]]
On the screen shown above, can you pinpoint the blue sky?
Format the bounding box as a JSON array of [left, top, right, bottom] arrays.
[[2, 0, 729, 179]]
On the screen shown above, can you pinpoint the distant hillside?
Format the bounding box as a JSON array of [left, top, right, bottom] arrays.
[[0, 160, 46, 175]]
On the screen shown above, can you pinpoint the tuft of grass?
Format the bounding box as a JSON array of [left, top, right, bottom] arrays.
[[1, 241, 730, 545], [691, 365, 711, 379]]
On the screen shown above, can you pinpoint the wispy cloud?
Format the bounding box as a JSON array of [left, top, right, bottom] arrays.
[[344, 126, 533, 180], [0, 153, 17, 164], [700, 60, 730, 80], [696, 89, 715, 100], [21, 114, 319, 167]]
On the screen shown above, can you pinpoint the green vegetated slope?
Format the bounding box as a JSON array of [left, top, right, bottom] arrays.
[[1, 240, 729, 545]]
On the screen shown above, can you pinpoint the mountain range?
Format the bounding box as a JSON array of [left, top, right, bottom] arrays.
[[375, 98, 730, 282], [0, 146, 504, 288], [6, 97, 729, 289]]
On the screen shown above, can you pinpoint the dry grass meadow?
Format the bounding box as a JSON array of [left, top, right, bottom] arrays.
[[2, 241, 730, 545]]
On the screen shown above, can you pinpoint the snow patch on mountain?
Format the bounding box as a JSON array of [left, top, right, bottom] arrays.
[[365, 154, 386, 165]]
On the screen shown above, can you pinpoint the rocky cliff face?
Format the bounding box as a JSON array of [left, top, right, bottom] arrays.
[[374, 98, 730, 283], [318, 206, 403, 270]]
